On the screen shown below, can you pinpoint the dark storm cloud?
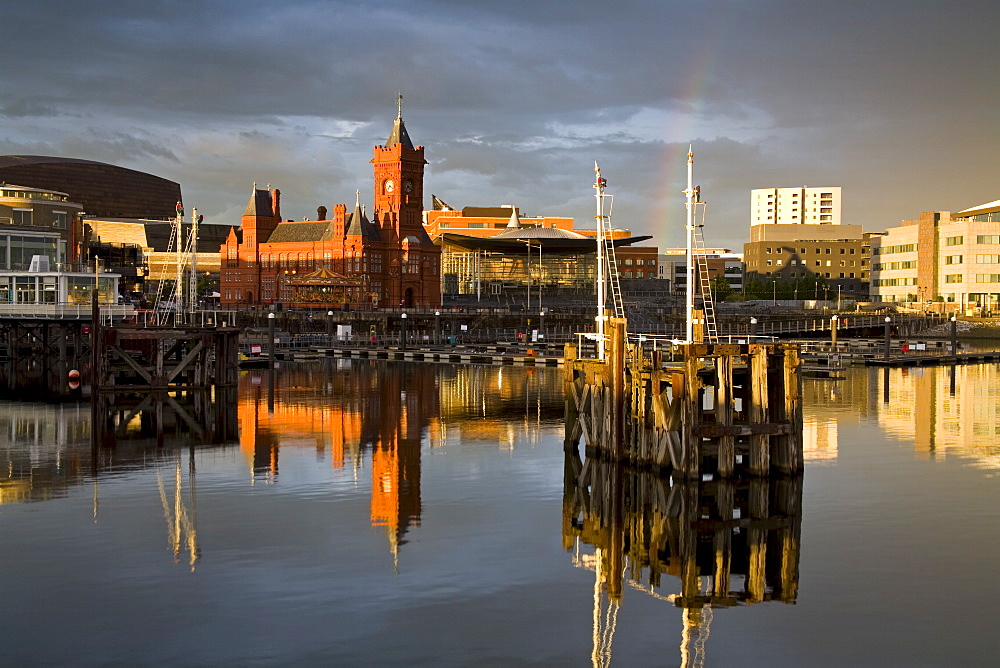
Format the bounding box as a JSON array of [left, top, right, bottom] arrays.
[[1, 0, 997, 247]]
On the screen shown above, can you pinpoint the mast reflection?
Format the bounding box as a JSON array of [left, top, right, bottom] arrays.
[[563, 452, 802, 666]]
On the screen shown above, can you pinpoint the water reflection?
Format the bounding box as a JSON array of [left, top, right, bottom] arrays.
[[801, 364, 1000, 470], [563, 452, 802, 667], [1, 361, 566, 567]]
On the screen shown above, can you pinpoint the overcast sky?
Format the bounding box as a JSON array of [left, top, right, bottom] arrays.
[[2, 0, 997, 250]]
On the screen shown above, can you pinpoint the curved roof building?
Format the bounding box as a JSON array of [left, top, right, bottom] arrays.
[[0, 155, 181, 219]]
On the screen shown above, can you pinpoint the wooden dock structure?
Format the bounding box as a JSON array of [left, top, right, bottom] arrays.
[[564, 318, 803, 479]]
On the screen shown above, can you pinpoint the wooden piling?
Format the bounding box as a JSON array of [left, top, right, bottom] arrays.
[[564, 339, 802, 479]]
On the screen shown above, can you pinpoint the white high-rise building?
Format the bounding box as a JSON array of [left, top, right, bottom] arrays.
[[751, 187, 842, 225]]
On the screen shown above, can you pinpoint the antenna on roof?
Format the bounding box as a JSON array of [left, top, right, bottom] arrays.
[[397, 92, 403, 120]]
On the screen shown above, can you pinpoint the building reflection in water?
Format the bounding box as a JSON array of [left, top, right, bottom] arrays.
[[238, 360, 563, 562], [563, 452, 802, 667]]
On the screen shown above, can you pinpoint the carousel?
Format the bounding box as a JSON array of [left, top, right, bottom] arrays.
[[285, 268, 368, 309]]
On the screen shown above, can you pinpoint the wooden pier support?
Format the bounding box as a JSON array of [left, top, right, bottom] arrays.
[[564, 319, 803, 479], [562, 453, 802, 609]]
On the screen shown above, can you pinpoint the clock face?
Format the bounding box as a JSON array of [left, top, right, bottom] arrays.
[[403, 180, 413, 193], [384, 179, 395, 193]]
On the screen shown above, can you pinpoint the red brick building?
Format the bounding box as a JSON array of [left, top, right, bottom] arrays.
[[220, 111, 441, 309]]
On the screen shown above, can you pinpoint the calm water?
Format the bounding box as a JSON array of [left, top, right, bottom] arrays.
[[2, 358, 1000, 666]]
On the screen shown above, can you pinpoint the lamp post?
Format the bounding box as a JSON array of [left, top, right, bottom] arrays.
[[525, 241, 532, 310], [830, 314, 838, 348], [749, 316, 758, 341], [435, 310, 441, 346], [268, 312, 276, 362], [400, 312, 407, 350], [950, 314, 958, 355], [327, 310, 334, 346], [883, 316, 891, 359]]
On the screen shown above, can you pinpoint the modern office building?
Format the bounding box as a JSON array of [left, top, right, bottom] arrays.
[[0, 155, 180, 220], [870, 200, 1000, 310], [429, 204, 655, 300], [751, 187, 842, 225], [743, 223, 871, 296]]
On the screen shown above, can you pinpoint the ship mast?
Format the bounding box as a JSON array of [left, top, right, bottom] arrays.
[[683, 147, 695, 344], [594, 163, 608, 359]]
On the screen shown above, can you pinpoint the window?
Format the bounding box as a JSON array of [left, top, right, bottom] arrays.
[[976, 255, 1000, 263], [12, 209, 31, 226], [840, 248, 846, 254], [977, 235, 1000, 244], [945, 255, 963, 264], [766, 259, 772, 266], [876, 243, 917, 255], [945, 274, 963, 283], [825, 248, 831, 254], [624, 259, 633, 266], [946, 236, 964, 246], [776, 259, 783, 266], [820, 215, 832, 221], [52, 211, 67, 229], [976, 274, 1000, 283], [766, 247, 772, 254]]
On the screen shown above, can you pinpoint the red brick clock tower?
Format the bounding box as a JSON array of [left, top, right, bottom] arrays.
[[371, 95, 438, 306]]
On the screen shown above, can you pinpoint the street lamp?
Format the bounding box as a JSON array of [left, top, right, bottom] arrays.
[[435, 310, 441, 346], [327, 310, 334, 346], [268, 312, 276, 361], [950, 314, 958, 355], [749, 316, 758, 341], [883, 316, 891, 359], [400, 312, 407, 350], [830, 314, 838, 347]]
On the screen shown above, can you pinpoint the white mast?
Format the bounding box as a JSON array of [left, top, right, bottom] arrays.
[[174, 201, 184, 319], [188, 207, 199, 318], [594, 162, 607, 359], [683, 146, 695, 344]]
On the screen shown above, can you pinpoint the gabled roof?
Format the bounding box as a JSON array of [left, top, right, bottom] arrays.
[[265, 221, 331, 243], [346, 195, 381, 241], [243, 187, 273, 217]]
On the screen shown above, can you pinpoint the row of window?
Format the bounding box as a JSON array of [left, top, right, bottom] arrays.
[[757, 215, 833, 221], [875, 277, 919, 286], [944, 274, 1000, 284], [874, 243, 916, 255], [760, 207, 833, 213], [0, 210, 68, 228], [764, 259, 863, 267], [0, 190, 69, 202], [944, 235, 1000, 246], [759, 193, 834, 199], [873, 261, 917, 270], [762, 271, 863, 279], [764, 247, 859, 255]]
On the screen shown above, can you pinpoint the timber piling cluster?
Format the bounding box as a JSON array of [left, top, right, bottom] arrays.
[[564, 318, 803, 479]]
